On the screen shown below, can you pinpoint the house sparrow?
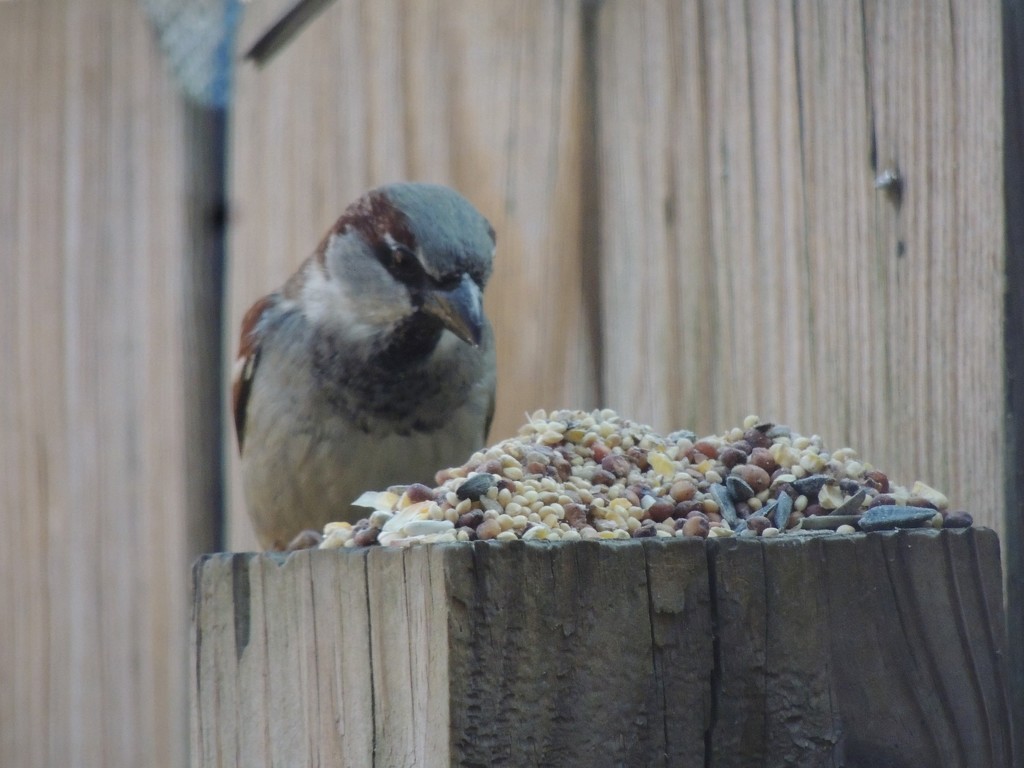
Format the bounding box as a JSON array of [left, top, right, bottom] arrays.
[[232, 183, 497, 550]]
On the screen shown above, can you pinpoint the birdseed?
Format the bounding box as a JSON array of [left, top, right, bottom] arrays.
[[320, 409, 974, 548]]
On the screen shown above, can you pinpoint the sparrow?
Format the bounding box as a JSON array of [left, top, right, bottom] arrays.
[[232, 183, 497, 550]]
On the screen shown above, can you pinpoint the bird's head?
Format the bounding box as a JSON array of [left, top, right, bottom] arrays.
[[292, 183, 495, 352]]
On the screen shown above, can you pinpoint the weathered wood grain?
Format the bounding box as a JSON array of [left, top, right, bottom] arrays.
[[708, 528, 1015, 767], [595, 0, 1005, 531], [192, 539, 714, 766], [227, 0, 598, 552], [707, 532, 771, 763], [444, 539, 712, 766], [0, 1, 190, 766], [192, 530, 1012, 767]]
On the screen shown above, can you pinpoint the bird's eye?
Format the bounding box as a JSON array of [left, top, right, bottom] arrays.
[[377, 243, 423, 285], [434, 274, 462, 292]]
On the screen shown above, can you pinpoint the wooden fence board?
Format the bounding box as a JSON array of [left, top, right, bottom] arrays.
[[1, 4, 63, 764], [0, 1, 190, 766], [596, 0, 1005, 531]]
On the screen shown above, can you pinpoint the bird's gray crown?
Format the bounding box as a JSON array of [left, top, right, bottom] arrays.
[[334, 182, 495, 285]]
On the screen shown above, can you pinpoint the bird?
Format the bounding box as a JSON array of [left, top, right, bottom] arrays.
[[231, 182, 497, 551]]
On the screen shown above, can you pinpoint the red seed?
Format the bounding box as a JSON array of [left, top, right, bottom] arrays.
[[457, 510, 484, 528], [748, 447, 779, 475], [406, 483, 436, 503], [551, 455, 573, 481], [746, 516, 770, 535], [719, 447, 747, 469], [864, 470, 890, 494], [692, 440, 720, 459], [743, 428, 773, 449], [564, 503, 589, 529], [673, 500, 703, 518], [601, 453, 631, 478], [626, 447, 650, 471], [681, 516, 710, 538], [729, 440, 752, 456], [647, 499, 676, 523], [670, 479, 697, 503], [633, 524, 658, 538], [353, 527, 380, 546], [732, 464, 771, 494]]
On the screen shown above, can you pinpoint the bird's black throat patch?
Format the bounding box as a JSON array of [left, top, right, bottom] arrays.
[[376, 310, 446, 369], [310, 313, 474, 434]]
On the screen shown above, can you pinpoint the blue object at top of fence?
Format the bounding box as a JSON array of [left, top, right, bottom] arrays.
[[140, 0, 242, 108]]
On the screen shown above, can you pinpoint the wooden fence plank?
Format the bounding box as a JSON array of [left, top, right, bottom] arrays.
[[0, 1, 190, 766], [1, 4, 63, 765], [595, 0, 1005, 531], [227, 0, 597, 551]]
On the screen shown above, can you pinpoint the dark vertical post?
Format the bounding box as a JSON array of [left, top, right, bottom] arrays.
[[1002, 0, 1024, 751], [143, 0, 241, 562], [580, 0, 605, 404], [183, 101, 229, 558]]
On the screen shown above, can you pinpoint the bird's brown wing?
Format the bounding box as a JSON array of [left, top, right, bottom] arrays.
[[231, 294, 278, 453]]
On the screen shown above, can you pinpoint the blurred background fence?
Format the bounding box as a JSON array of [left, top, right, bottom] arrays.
[[2, 0, 1022, 765]]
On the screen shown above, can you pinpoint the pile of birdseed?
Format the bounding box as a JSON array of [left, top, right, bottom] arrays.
[[319, 409, 974, 549]]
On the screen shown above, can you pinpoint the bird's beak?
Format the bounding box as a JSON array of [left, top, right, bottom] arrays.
[[422, 273, 485, 346]]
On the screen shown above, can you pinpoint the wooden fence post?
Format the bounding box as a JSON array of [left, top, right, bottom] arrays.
[[192, 529, 1014, 767]]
